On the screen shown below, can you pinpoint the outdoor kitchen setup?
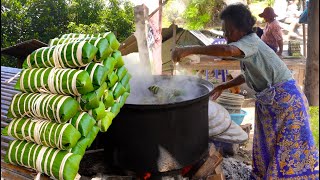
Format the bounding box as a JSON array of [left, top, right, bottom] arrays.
[[1, 33, 252, 179]]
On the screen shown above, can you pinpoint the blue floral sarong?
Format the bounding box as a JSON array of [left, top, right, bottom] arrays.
[[251, 79, 319, 179]]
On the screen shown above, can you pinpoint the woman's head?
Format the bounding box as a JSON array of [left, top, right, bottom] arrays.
[[259, 7, 277, 22], [220, 3, 256, 43]]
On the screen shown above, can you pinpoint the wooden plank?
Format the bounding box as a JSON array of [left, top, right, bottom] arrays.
[[192, 144, 223, 179], [179, 56, 306, 71], [206, 174, 225, 180], [1, 161, 51, 180], [298, 67, 305, 87]]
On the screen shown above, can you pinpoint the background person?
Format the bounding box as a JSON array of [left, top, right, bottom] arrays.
[[259, 7, 284, 56]]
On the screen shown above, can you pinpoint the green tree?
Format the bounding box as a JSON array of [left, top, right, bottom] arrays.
[[68, 0, 105, 25], [183, 0, 225, 30], [25, 0, 69, 43], [1, 0, 30, 67], [67, 0, 135, 42], [100, 0, 135, 42], [1, 0, 28, 47]]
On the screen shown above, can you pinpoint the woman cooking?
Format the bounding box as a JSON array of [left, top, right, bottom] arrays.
[[171, 3, 319, 179]]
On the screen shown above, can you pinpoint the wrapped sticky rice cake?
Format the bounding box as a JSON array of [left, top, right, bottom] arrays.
[[77, 82, 108, 111], [49, 37, 113, 61], [102, 56, 117, 73], [23, 41, 98, 69], [97, 111, 115, 132], [103, 90, 114, 108], [2, 117, 81, 150], [7, 93, 79, 123], [69, 112, 96, 137], [5, 140, 81, 180], [112, 50, 124, 68], [84, 62, 110, 87], [107, 71, 118, 88], [15, 67, 94, 96], [60, 32, 120, 51], [71, 126, 100, 156], [88, 102, 107, 121]]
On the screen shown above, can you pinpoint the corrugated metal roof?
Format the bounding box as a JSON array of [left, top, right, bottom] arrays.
[[189, 30, 216, 46]]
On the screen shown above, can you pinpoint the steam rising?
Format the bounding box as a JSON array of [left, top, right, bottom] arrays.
[[123, 53, 208, 104]]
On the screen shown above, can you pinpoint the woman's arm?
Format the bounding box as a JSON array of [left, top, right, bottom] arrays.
[[171, 45, 243, 62], [211, 74, 246, 100], [277, 39, 283, 56]]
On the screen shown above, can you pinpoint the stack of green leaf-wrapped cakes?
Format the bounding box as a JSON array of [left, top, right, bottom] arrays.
[[2, 32, 131, 180]]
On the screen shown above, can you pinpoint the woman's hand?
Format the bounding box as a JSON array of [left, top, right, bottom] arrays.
[[210, 84, 226, 101]]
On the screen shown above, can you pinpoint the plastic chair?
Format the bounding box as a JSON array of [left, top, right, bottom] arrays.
[[205, 38, 228, 82]]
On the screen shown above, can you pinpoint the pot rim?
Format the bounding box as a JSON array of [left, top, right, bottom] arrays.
[[124, 75, 214, 109]]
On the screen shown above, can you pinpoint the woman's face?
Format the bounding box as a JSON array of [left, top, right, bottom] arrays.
[[222, 20, 245, 43]]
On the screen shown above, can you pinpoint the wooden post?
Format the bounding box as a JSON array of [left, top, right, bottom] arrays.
[[304, 0, 319, 106], [134, 5, 152, 72]]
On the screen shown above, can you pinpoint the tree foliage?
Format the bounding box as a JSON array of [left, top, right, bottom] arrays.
[[25, 0, 69, 43], [183, 0, 226, 30], [68, 0, 104, 25], [1, 0, 135, 67]]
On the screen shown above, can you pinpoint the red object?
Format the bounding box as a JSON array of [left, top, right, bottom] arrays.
[[143, 172, 151, 180], [180, 165, 193, 176]]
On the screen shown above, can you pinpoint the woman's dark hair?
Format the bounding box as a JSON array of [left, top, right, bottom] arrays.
[[220, 3, 256, 34]]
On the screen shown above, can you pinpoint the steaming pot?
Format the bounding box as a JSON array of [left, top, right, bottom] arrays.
[[100, 75, 214, 173]]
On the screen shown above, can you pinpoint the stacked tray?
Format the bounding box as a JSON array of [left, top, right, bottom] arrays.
[[216, 91, 245, 114]]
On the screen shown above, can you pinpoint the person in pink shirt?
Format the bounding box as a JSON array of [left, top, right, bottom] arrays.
[[259, 7, 284, 56]]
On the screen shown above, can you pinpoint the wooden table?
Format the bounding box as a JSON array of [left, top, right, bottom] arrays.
[[178, 55, 306, 88]]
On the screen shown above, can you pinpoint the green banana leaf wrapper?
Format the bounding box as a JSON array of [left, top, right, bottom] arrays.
[[119, 92, 130, 107], [49, 37, 113, 62], [2, 117, 81, 150], [120, 73, 132, 87], [84, 62, 110, 87], [60, 32, 120, 51], [102, 56, 117, 72], [112, 50, 125, 69], [69, 112, 96, 137], [71, 126, 100, 157], [23, 41, 98, 69], [7, 93, 79, 123], [125, 83, 131, 93], [97, 111, 115, 132], [77, 82, 108, 111], [107, 71, 119, 88], [88, 101, 107, 121], [5, 140, 82, 180], [112, 82, 126, 100], [105, 32, 120, 50], [103, 90, 114, 108], [116, 66, 128, 81], [86, 126, 100, 148], [15, 67, 94, 96], [111, 103, 121, 117]]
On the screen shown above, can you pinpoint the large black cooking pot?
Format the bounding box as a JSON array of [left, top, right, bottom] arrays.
[[101, 75, 214, 173]]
